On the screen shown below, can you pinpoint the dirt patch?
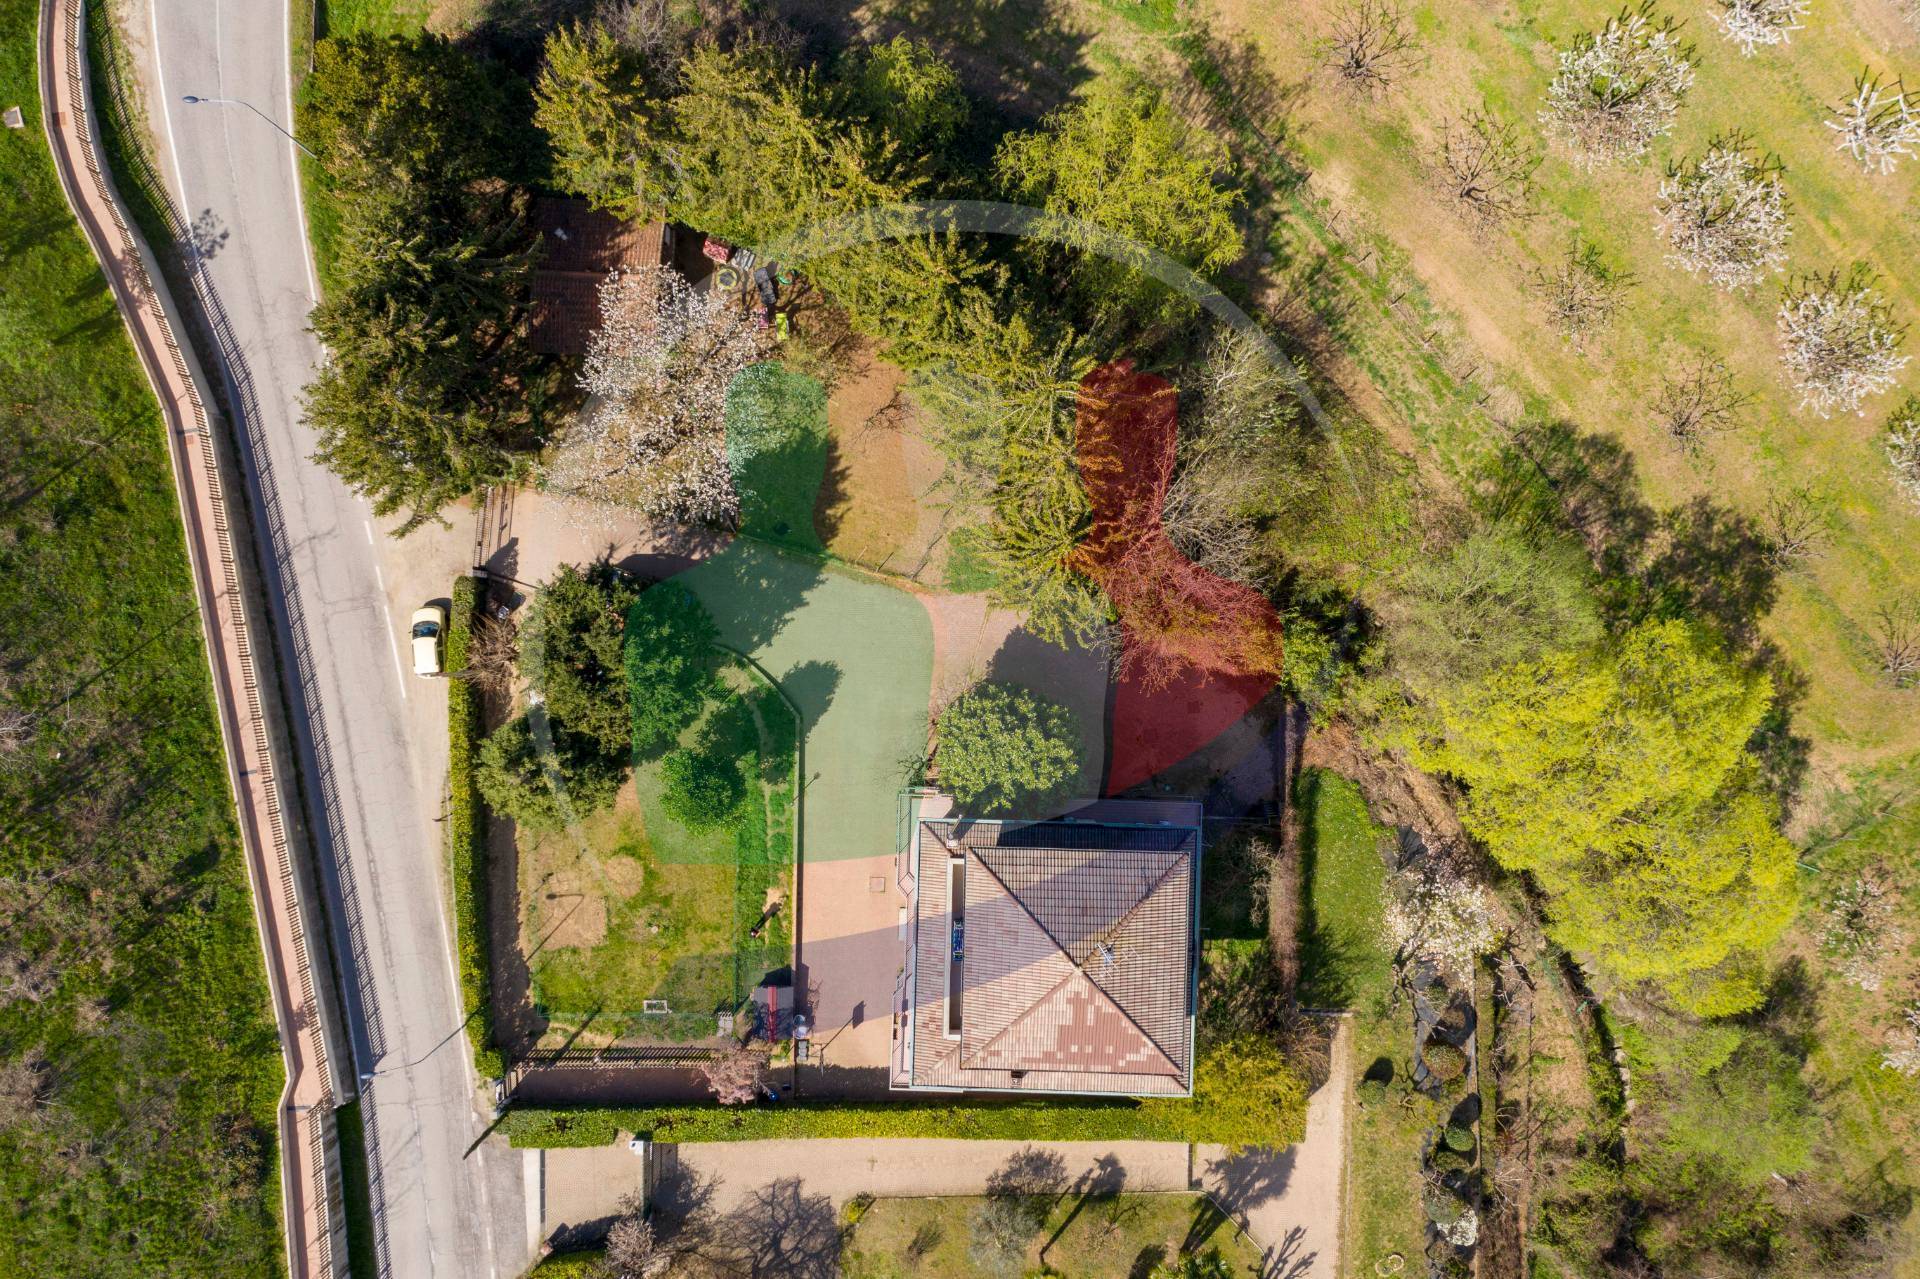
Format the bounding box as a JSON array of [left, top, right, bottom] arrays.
[[1301, 719, 1468, 847], [536, 869, 609, 951], [601, 855, 645, 898], [813, 342, 952, 578]]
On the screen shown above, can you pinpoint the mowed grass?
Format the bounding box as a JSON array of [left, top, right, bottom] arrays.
[[841, 1193, 1268, 1279], [1196, 0, 1920, 775], [0, 0, 283, 1272], [1294, 768, 1425, 1279]]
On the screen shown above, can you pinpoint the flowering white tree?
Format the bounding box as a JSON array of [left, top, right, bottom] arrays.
[[1885, 1001, 1920, 1078], [1776, 266, 1910, 417], [1541, 5, 1697, 169], [1711, 0, 1809, 56], [542, 267, 769, 527], [1887, 396, 1920, 509], [1654, 135, 1791, 291], [698, 1041, 766, 1105], [1827, 70, 1920, 175], [1384, 865, 1500, 982]]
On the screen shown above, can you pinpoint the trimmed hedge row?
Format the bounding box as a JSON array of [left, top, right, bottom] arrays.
[[504, 1087, 1304, 1150], [447, 575, 503, 1079]]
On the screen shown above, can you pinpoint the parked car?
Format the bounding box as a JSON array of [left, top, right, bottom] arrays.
[[409, 604, 447, 677]]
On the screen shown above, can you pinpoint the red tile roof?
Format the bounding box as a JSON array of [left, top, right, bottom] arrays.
[[528, 196, 672, 355], [901, 807, 1199, 1097]]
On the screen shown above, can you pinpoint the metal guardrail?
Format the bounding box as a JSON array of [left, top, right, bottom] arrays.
[[37, 2, 344, 1274]]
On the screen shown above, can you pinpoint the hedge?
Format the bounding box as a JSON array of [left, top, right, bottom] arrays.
[[503, 1078, 1306, 1151], [447, 575, 503, 1080], [529, 1250, 604, 1277]]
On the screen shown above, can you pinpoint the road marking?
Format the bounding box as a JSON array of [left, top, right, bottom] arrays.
[[372, 560, 385, 592], [390, 634, 409, 698], [281, 0, 323, 305], [365, 520, 374, 545]]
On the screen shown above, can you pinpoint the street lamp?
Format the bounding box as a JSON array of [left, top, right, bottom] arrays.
[[180, 94, 316, 158]]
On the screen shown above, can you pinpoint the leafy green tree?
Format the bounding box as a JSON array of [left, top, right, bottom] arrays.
[[936, 682, 1083, 814], [1415, 619, 1796, 1014], [307, 184, 554, 529], [533, 25, 665, 219], [521, 563, 641, 756], [624, 582, 721, 759], [301, 33, 532, 195], [994, 79, 1244, 329], [838, 35, 969, 159], [659, 748, 745, 829], [474, 715, 624, 832]]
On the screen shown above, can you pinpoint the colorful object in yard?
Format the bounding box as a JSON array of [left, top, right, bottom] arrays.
[[775, 312, 790, 342], [753, 266, 778, 308], [713, 263, 742, 292], [701, 235, 734, 263]]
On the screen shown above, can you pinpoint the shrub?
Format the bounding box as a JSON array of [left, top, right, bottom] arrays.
[[1356, 1077, 1389, 1107], [935, 681, 1083, 815], [659, 748, 745, 829], [474, 715, 625, 833], [1423, 1042, 1467, 1082], [1430, 1147, 1473, 1174], [521, 562, 641, 755], [446, 577, 502, 1079], [1443, 1123, 1475, 1152]]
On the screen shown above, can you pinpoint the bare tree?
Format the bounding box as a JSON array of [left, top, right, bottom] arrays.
[[1760, 482, 1834, 570], [1652, 354, 1753, 454], [1654, 133, 1791, 291], [1541, 4, 1697, 169], [453, 610, 520, 699], [543, 267, 770, 528], [697, 1041, 766, 1105], [1886, 395, 1920, 509], [0, 705, 34, 770], [1777, 265, 1910, 418], [604, 1210, 676, 1278], [1435, 108, 1539, 223], [1536, 242, 1635, 349], [1711, 0, 1809, 56], [1886, 1000, 1920, 1077], [1326, 0, 1421, 95], [1828, 69, 1920, 175], [1875, 595, 1920, 688]]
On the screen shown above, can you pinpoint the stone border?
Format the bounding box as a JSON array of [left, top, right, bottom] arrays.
[[34, 2, 344, 1274]]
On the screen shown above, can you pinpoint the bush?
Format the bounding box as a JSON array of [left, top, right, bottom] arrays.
[[446, 577, 502, 1079], [1356, 1077, 1389, 1107], [521, 563, 641, 755], [659, 748, 745, 829], [935, 681, 1083, 815], [474, 714, 626, 833], [1431, 1147, 1473, 1174], [625, 583, 721, 759], [1423, 1042, 1467, 1082], [1443, 1123, 1475, 1153]]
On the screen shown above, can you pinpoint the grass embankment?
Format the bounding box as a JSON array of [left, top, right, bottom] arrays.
[[1177, 0, 1920, 775], [842, 1193, 1267, 1279], [0, 0, 283, 1272], [447, 575, 504, 1078], [1294, 768, 1424, 1279]]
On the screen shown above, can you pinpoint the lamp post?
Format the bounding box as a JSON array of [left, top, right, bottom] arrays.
[[179, 94, 316, 158]]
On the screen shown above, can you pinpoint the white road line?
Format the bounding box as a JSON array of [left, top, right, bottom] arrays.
[[281, 0, 322, 305], [365, 520, 375, 545], [390, 635, 409, 698], [372, 560, 385, 592]]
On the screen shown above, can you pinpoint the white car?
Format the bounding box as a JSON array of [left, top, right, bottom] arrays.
[[409, 604, 447, 677]]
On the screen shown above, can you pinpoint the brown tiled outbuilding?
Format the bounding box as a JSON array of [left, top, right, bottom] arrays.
[[527, 196, 674, 355]]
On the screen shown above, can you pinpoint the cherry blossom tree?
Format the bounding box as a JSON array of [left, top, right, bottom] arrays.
[[1776, 265, 1910, 417], [1654, 134, 1790, 291], [1541, 4, 1697, 169], [543, 267, 770, 527], [1820, 872, 1904, 992], [1827, 69, 1920, 175], [698, 1041, 766, 1105], [1711, 0, 1809, 57], [1885, 1001, 1920, 1078], [1886, 395, 1920, 509], [1383, 861, 1499, 982]]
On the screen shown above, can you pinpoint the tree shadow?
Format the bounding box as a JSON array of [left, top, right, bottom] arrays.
[[720, 1176, 842, 1279], [1206, 1145, 1299, 1217], [1039, 1153, 1127, 1258]]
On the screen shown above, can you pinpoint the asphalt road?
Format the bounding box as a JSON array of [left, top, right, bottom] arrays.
[[142, 2, 527, 1274]]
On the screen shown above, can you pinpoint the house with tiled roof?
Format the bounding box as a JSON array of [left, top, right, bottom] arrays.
[[527, 196, 675, 355], [891, 797, 1202, 1097]]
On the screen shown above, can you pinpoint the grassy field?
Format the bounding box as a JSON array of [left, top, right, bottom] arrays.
[[1180, 0, 1920, 786], [1294, 768, 1425, 1279], [528, 663, 796, 1042], [0, 0, 283, 1272], [840, 1192, 1268, 1279]]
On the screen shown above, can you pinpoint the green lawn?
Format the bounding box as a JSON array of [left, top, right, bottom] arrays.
[[1294, 768, 1425, 1279], [841, 1193, 1268, 1279], [0, 0, 283, 1271], [531, 661, 797, 1041]]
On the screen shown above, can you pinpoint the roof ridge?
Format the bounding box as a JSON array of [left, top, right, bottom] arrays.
[[1080, 858, 1193, 1071]]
